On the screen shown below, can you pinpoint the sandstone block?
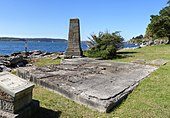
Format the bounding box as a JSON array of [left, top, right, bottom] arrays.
[[0, 72, 34, 113], [65, 18, 83, 56]]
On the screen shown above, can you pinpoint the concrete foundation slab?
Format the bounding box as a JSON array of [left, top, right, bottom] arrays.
[[17, 58, 157, 112]]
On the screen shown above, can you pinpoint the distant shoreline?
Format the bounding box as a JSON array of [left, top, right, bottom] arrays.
[[0, 37, 67, 42]]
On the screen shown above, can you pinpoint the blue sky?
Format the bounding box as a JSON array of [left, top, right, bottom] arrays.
[[0, 0, 168, 41]]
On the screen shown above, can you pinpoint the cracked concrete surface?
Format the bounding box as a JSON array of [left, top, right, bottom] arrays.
[[17, 58, 157, 112]]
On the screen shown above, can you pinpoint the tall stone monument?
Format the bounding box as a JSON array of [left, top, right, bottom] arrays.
[[65, 18, 83, 56]]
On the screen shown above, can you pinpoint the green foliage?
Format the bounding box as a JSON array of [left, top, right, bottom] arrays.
[[168, 0, 170, 6], [145, 2, 170, 41], [100, 45, 117, 59], [86, 31, 124, 59], [128, 34, 144, 44]]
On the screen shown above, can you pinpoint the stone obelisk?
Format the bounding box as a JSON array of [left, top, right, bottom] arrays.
[[65, 18, 83, 57]]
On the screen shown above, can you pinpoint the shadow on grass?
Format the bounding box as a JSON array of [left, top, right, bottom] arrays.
[[117, 51, 137, 54], [36, 107, 61, 118], [114, 55, 133, 59], [113, 51, 138, 60], [107, 94, 129, 113]]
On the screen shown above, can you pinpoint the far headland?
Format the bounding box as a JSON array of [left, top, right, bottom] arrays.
[[0, 37, 67, 42]]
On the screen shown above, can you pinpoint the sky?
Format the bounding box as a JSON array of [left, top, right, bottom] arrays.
[[0, 0, 168, 41]]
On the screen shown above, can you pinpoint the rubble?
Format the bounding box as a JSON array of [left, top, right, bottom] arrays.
[[0, 50, 63, 71]]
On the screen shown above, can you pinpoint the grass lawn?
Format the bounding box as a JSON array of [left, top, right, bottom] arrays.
[[33, 45, 170, 118], [30, 57, 61, 67]]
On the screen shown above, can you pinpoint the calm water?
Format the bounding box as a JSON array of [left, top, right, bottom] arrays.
[[0, 41, 139, 55], [0, 41, 88, 55], [123, 43, 140, 48]]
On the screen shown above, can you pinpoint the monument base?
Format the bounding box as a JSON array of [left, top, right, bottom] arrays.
[[0, 100, 39, 118], [65, 48, 83, 57]]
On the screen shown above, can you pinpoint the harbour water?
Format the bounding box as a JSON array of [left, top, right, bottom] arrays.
[[0, 41, 87, 55], [0, 41, 139, 55]]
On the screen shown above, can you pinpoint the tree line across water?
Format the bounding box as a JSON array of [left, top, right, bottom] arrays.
[[0, 37, 66, 42]]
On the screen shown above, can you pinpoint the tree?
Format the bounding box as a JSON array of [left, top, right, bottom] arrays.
[[86, 31, 124, 59], [145, 2, 170, 42], [168, 0, 170, 6], [128, 34, 144, 44]]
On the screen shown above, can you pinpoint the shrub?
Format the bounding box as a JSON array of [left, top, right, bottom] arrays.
[[86, 31, 124, 59]]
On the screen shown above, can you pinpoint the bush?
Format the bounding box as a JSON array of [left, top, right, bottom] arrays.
[[86, 31, 124, 59], [101, 45, 116, 59]]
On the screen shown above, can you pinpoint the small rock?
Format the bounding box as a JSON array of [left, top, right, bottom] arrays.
[[59, 55, 65, 58], [0, 67, 3, 72], [52, 56, 61, 60], [32, 50, 42, 56], [64, 55, 72, 59], [10, 56, 28, 67], [154, 39, 160, 45], [26, 64, 33, 67], [3, 55, 10, 58], [16, 62, 25, 67], [148, 40, 154, 46], [0, 65, 11, 72], [72, 56, 82, 58], [11, 52, 22, 56]]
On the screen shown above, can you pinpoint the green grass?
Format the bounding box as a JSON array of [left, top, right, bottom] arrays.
[[114, 45, 170, 62], [30, 57, 61, 67], [33, 45, 170, 118]]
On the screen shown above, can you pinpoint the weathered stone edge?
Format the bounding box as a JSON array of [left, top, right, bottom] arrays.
[[0, 100, 39, 118], [17, 69, 142, 112]]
